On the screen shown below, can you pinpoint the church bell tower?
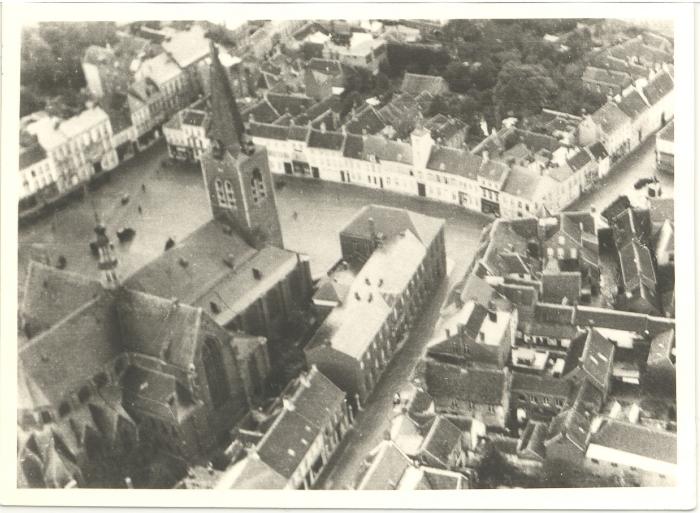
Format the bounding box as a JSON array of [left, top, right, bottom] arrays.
[[200, 42, 284, 249]]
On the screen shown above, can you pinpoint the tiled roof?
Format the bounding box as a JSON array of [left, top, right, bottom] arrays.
[[647, 329, 675, 366], [587, 141, 609, 160], [344, 106, 386, 135], [20, 295, 122, 405], [419, 416, 463, 467], [290, 366, 346, 428], [566, 148, 592, 171], [501, 165, 542, 201], [266, 93, 314, 118], [19, 143, 47, 170], [578, 329, 615, 392], [426, 146, 479, 180], [249, 121, 290, 141], [357, 441, 412, 489], [511, 372, 572, 398], [341, 204, 443, 248], [423, 360, 506, 405], [116, 289, 202, 369], [362, 136, 413, 165], [642, 71, 674, 105], [589, 420, 676, 464], [342, 133, 365, 160], [535, 302, 576, 325], [20, 261, 103, 339], [617, 90, 649, 119], [518, 421, 547, 460], [582, 66, 632, 88], [256, 409, 320, 479], [307, 129, 344, 150], [242, 99, 280, 124], [591, 102, 632, 135], [125, 219, 257, 306], [478, 158, 510, 182], [546, 403, 591, 451], [541, 272, 581, 304], [181, 109, 207, 127], [401, 73, 449, 96], [216, 454, 287, 489]]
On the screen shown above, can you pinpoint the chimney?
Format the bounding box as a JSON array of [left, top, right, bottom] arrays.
[[487, 300, 497, 322], [299, 371, 311, 388], [252, 268, 262, 280], [368, 216, 376, 239], [282, 396, 296, 411]]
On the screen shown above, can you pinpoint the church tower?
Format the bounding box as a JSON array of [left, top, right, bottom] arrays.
[[200, 42, 284, 249]]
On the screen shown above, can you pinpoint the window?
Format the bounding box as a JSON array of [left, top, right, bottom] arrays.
[[224, 180, 236, 208], [570, 248, 578, 259], [202, 337, 230, 408], [214, 179, 228, 208], [557, 247, 565, 259], [558, 235, 565, 245], [250, 168, 266, 204]]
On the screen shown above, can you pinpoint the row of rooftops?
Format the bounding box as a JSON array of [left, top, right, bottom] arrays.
[[588, 69, 674, 135]]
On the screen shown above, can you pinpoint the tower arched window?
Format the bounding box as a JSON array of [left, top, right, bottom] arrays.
[[251, 168, 266, 204], [201, 337, 230, 408], [214, 179, 228, 208], [224, 180, 237, 208]]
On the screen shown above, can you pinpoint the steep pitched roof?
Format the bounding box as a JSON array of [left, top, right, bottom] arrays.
[[589, 420, 676, 464], [642, 71, 674, 105], [419, 416, 463, 467], [617, 89, 649, 119], [541, 272, 582, 304], [591, 102, 632, 135], [307, 129, 345, 150], [208, 42, 245, 152], [20, 261, 104, 339], [426, 146, 480, 180], [357, 440, 412, 489], [423, 360, 506, 405], [657, 120, 674, 142], [401, 73, 449, 95], [341, 204, 443, 248]]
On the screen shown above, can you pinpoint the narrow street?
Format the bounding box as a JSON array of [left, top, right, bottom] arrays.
[[316, 267, 455, 490], [569, 135, 673, 212]]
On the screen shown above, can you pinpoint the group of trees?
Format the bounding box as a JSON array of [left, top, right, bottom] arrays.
[[20, 22, 119, 117], [382, 19, 608, 131]]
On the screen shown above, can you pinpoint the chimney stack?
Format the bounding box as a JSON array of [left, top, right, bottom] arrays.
[[487, 300, 497, 322], [368, 216, 376, 239]]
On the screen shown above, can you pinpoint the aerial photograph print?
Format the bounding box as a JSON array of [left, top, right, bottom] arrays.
[[2, 2, 694, 507]]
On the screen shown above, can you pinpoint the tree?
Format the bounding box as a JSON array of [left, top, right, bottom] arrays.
[[493, 61, 558, 120]]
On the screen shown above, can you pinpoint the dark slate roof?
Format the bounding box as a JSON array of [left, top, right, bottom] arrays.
[[266, 93, 314, 117], [249, 121, 290, 141], [647, 329, 675, 366], [582, 66, 632, 88], [287, 125, 311, 141], [617, 90, 649, 119], [587, 141, 609, 160], [19, 143, 47, 170], [518, 421, 548, 460], [567, 148, 592, 171], [545, 403, 591, 451], [501, 166, 540, 201], [125, 219, 257, 306], [182, 109, 207, 127], [511, 372, 572, 398], [242, 99, 280, 124], [343, 133, 365, 160], [591, 102, 632, 135], [497, 283, 538, 308], [589, 420, 676, 464], [362, 136, 413, 165], [541, 272, 581, 304], [619, 240, 657, 291], [342, 204, 443, 249], [257, 408, 321, 479], [20, 295, 122, 405], [642, 71, 674, 105], [290, 366, 346, 428], [420, 416, 462, 467], [535, 302, 576, 325], [344, 106, 386, 135], [401, 73, 449, 95], [579, 329, 615, 392], [307, 129, 345, 150], [116, 289, 203, 369], [20, 261, 104, 339], [424, 360, 506, 406]]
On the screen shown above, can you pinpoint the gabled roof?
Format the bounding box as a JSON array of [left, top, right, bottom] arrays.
[[249, 121, 290, 141], [216, 454, 287, 489], [647, 329, 675, 366], [545, 402, 591, 451], [591, 102, 632, 135], [344, 106, 386, 135], [426, 146, 480, 180], [577, 329, 615, 392], [657, 120, 674, 142], [343, 133, 365, 160], [642, 71, 674, 105], [242, 99, 280, 124], [401, 73, 449, 96], [617, 89, 649, 119], [566, 148, 592, 171], [341, 204, 443, 248], [582, 66, 632, 88], [587, 141, 609, 160], [589, 420, 676, 464], [307, 129, 345, 151], [266, 93, 314, 118], [419, 416, 463, 467], [541, 272, 581, 305], [307, 58, 344, 76], [357, 440, 412, 489], [423, 360, 506, 405], [511, 372, 572, 399], [20, 261, 103, 339]]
